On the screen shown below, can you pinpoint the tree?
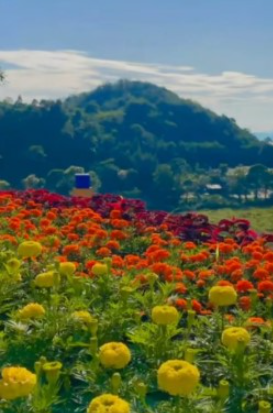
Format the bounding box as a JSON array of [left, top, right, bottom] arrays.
[[246, 164, 270, 200], [22, 174, 45, 189], [0, 180, 10, 189]]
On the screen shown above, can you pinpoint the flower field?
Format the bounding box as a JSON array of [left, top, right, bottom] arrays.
[[1, 190, 273, 413]]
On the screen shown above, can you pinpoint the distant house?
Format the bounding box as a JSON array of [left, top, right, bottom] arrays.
[[205, 184, 222, 194]]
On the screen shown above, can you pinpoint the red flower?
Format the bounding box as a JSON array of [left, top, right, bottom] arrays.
[[258, 280, 273, 293], [236, 279, 254, 293], [176, 298, 187, 310], [192, 299, 202, 313]]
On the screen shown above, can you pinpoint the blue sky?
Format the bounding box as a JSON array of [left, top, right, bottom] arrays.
[[0, 0, 273, 132]]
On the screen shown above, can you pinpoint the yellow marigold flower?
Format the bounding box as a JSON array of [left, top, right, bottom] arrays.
[[72, 310, 93, 325], [222, 327, 250, 351], [209, 285, 237, 307], [99, 342, 131, 369], [87, 394, 130, 413], [18, 241, 42, 258], [59, 262, 76, 276], [18, 303, 45, 320], [92, 263, 108, 276], [34, 271, 57, 288], [0, 367, 36, 400], [152, 305, 179, 325], [157, 360, 200, 396]]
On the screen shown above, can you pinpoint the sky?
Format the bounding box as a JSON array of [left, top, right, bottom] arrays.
[[0, 0, 273, 132]]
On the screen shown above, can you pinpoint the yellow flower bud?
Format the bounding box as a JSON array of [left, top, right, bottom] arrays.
[[217, 380, 230, 400], [42, 361, 62, 384], [59, 262, 76, 276], [89, 318, 99, 336], [258, 400, 271, 413], [209, 285, 237, 307], [157, 360, 200, 396], [92, 263, 108, 276], [111, 372, 122, 393], [185, 348, 199, 363], [34, 271, 59, 288], [87, 394, 130, 413], [72, 310, 93, 325], [146, 272, 159, 286], [18, 241, 42, 258], [222, 327, 250, 351], [5, 258, 21, 274], [90, 337, 98, 355], [135, 382, 148, 398], [99, 342, 131, 369], [152, 305, 179, 326], [120, 286, 134, 299]]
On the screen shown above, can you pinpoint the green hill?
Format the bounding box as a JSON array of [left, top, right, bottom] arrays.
[[1, 80, 273, 209]]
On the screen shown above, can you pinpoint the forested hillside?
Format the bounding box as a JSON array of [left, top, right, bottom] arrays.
[[1, 80, 273, 210]]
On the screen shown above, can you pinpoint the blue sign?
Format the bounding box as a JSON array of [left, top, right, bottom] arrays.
[[75, 174, 91, 189]]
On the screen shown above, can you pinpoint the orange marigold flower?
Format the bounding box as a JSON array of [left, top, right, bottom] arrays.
[[246, 317, 265, 327], [253, 268, 269, 280], [111, 219, 130, 229], [236, 279, 254, 293], [239, 296, 251, 311], [265, 263, 273, 274], [175, 283, 187, 294], [146, 245, 161, 254], [151, 263, 172, 277], [231, 269, 243, 282], [184, 242, 196, 250], [125, 255, 140, 265], [264, 252, 273, 263], [94, 229, 108, 239], [62, 244, 80, 255], [85, 260, 96, 270], [180, 253, 190, 262], [110, 209, 122, 219], [258, 280, 273, 293], [245, 259, 260, 269], [218, 243, 234, 254], [183, 270, 195, 280], [105, 240, 120, 250], [111, 255, 124, 268], [189, 253, 206, 263], [148, 249, 171, 263], [110, 230, 128, 240], [252, 251, 263, 261], [46, 211, 57, 220], [198, 270, 214, 280], [192, 299, 202, 313], [96, 247, 111, 257], [176, 298, 187, 310], [67, 233, 80, 241], [40, 218, 51, 227], [197, 279, 205, 288], [133, 274, 148, 285]]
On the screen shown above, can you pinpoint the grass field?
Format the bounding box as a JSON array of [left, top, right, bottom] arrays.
[[201, 207, 273, 233]]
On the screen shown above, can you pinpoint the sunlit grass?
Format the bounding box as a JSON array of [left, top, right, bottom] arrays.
[[202, 207, 273, 233]]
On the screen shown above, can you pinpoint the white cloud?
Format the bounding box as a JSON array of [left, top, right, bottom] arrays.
[[0, 49, 273, 132]]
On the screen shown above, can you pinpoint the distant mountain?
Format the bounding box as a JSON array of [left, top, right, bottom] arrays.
[[255, 131, 273, 141]]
